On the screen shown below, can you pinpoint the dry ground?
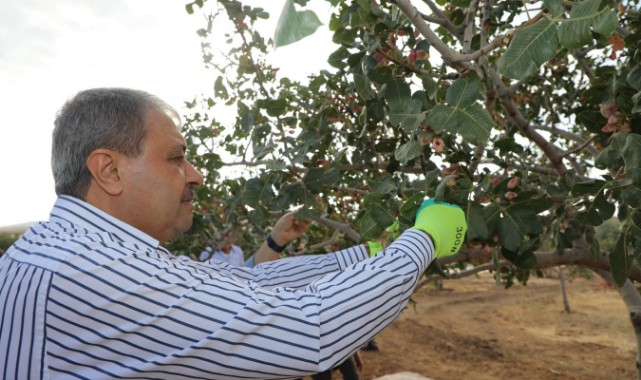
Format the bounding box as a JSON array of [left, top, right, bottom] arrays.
[[312, 271, 637, 380]]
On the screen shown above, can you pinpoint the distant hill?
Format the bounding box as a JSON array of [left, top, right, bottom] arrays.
[[0, 222, 34, 234]]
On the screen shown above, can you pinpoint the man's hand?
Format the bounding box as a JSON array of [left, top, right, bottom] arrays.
[[254, 211, 312, 265], [269, 211, 311, 247], [413, 199, 467, 258]]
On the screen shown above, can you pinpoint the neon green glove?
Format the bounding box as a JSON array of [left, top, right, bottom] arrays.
[[413, 198, 467, 258], [367, 241, 383, 256], [385, 218, 400, 238]]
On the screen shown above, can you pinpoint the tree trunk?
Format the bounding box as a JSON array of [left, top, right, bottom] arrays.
[[559, 266, 571, 313], [591, 270, 641, 380]]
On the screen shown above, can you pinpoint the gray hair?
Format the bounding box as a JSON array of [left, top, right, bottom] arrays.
[[52, 88, 180, 199]]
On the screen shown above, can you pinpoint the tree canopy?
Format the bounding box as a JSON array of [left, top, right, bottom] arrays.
[[172, 0, 641, 288]]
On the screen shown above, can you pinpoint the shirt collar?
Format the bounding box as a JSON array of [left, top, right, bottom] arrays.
[[50, 195, 161, 250]]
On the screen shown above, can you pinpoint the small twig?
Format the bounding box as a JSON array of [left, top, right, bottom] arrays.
[[560, 135, 597, 158]]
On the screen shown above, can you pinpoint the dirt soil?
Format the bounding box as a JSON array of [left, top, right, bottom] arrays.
[[320, 271, 636, 380]]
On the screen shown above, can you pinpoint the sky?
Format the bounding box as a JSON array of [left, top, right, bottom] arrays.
[[0, 0, 334, 227]]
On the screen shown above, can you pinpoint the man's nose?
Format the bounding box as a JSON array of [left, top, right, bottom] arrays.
[[186, 161, 204, 187]]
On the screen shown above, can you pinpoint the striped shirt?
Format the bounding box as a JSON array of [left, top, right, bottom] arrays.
[[0, 195, 435, 379]]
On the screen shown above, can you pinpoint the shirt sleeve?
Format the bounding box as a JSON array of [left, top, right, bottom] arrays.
[[45, 229, 434, 379], [179, 229, 433, 377], [214, 242, 370, 290]]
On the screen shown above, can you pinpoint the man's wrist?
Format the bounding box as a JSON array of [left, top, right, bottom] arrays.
[[266, 233, 286, 253]]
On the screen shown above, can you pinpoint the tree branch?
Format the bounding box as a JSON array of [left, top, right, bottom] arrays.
[[310, 215, 361, 242], [534, 125, 600, 156], [488, 70, 569, 175], [429, 238, 641, 284], [420, 0, 460, 35], [291, 230, 342, 256], [560, 135, 597, 158]]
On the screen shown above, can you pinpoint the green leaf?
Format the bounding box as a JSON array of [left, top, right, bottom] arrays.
[[395, 140, 422, 165], [498, 18, 558, 80], [328, 47, 350, 69], [502, 246, 538, 269], [445, 72, 481, 108], [503, 247, 537, 270], [242, 178, 274, 208], [184, 1, 204, 15], [591, 7, 618, 36], [386, 79, 425, 132], [249, 205, 270, 225], [238, 103, 255, 135], [515, 195, 554, 214], [384, 79, 411, 109], [557, 0, 617, 48], [354, 74, 374, 100], [275, 182, 319, 210], [273, 182, 303, 209], [388, 103, 425, 132], [575, 192, 615, 226], [294, 207, 320, 223], [434, 174, 456, 201], [274, 0, 323, 48], [214, 76, 228, 99], [484, 203, 501, 232], [621, 187, 641, 208], [400, 192, 426, 223], [370, 204, 396, 228], [610, 231, 631, 286], [498, 208, 543, 252], [426, 104, 492, 144], [543, 0, 564, 17], [632, 92, 641, 114], [594, 134, 641, 172], [333, 27, 358, 45], [621, 134, 641, 170], [594, 144, 622, 169], [571, 179, 607, 196], [371, 177, 397, 194], [557, 0, 598, 47], [363, 192, 383, 208], [577, 110, 607, 134], [265, 98, 288, 117], [467, 202, 490, 241], [628, 66, 641, 91], [303, 167, 328, 193], [360, 211, 384, 241]]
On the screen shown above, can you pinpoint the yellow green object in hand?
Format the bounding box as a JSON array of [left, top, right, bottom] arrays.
[[413, 198, 467, 258], [385, 218, 400, 238], [367, 241, 383, 256]]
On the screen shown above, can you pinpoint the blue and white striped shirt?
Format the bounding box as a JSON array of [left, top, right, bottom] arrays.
[[0, 195, 435, 379]]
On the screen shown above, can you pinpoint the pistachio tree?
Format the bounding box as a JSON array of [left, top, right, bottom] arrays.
[[172, 0, 641, 374]]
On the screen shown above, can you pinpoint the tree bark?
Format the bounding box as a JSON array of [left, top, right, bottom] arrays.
[[559, 266, 571, 313], [593, 269, 641, 380], [437, 241, 641, 282]]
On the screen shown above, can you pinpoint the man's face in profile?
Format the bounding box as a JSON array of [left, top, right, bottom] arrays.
[[118, 110, 203, 243]]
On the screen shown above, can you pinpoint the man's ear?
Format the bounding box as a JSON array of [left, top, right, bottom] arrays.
[[86, 149, 124, 196]]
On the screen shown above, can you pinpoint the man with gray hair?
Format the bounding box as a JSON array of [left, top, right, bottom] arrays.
[[0, 87, 467, 379]]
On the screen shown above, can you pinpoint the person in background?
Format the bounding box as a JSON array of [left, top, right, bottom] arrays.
[[199, 231, 245, 266], [200, 214, 310, 268], [0, 87, 467, 379]]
